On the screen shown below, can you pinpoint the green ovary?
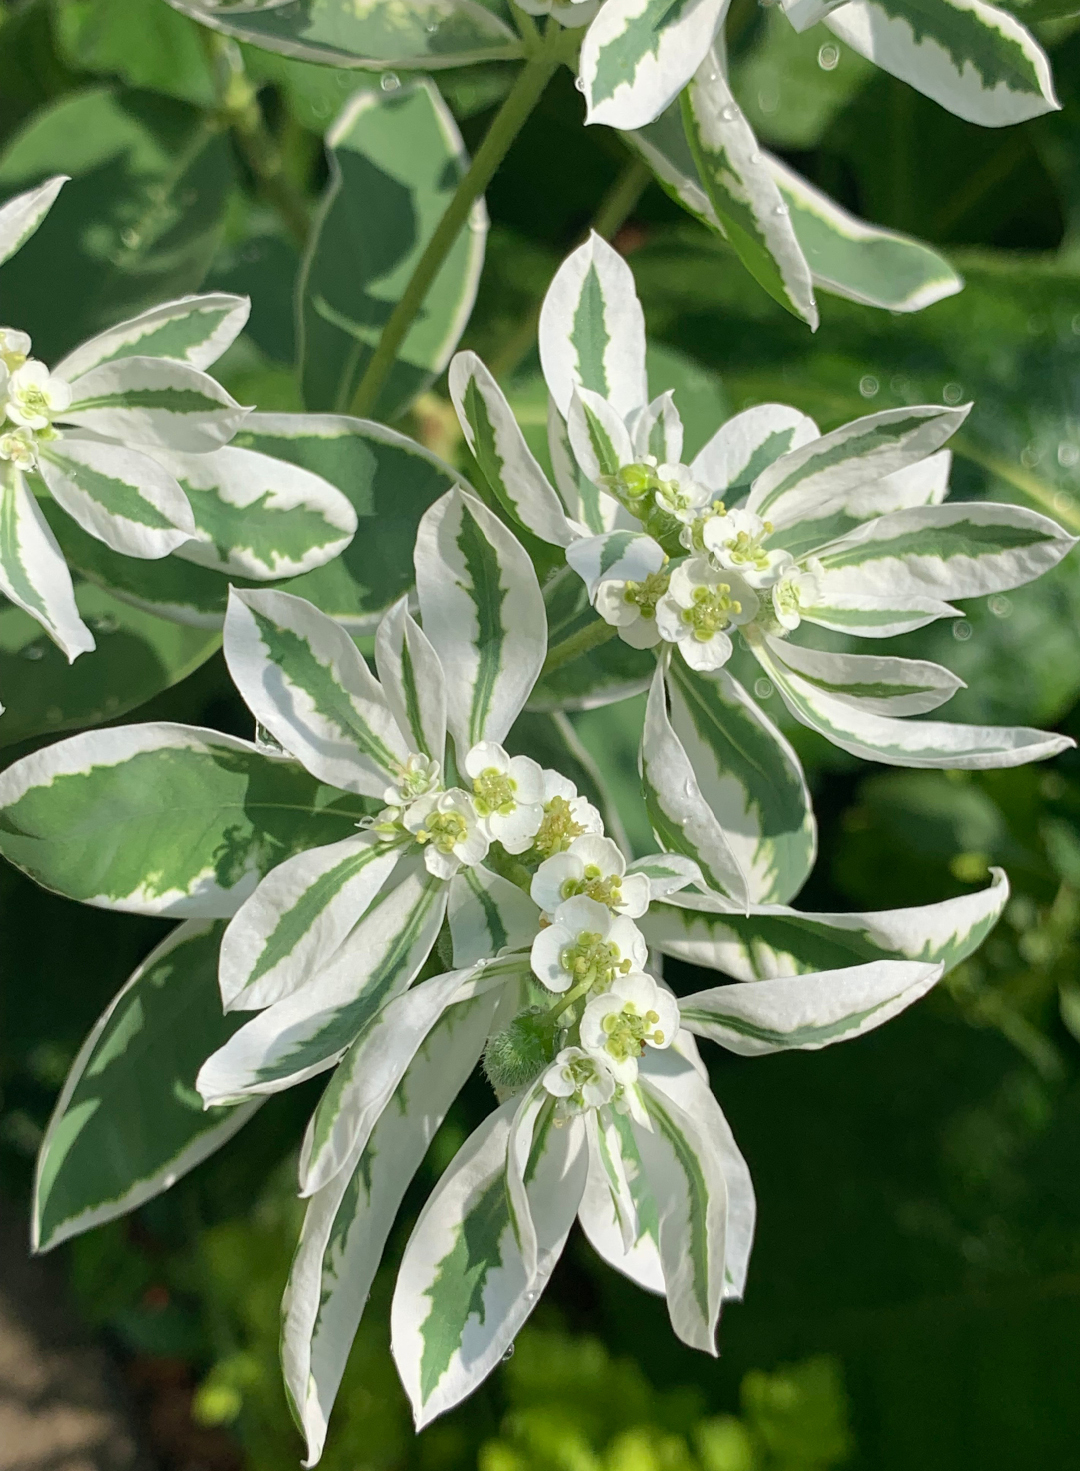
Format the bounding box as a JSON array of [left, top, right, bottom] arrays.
[[560, 864, 623, 909], [560, 932, 630, 991], [420, 810, 467, 854], [682, 584, 740, 641], [472, 767, 517, 817], [601, 1004, 664, 1062], [723, 522, 773, 571], [624, 570, 669, 621]]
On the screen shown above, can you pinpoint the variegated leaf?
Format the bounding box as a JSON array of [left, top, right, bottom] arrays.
[[642, 865, 1008, 978], [0, 467, 95, 663], [224, 587, 408, 797], [642, 660, 750, 905], [747, 404, 968, 529], [626, 851, 703, 900], [391, 1098, 587, 1430], [578, 1102, 665, 1293], [566, 529, 666, 600], [642, 1039, 755, 1300], [539, 233, 648, 420], [813, 501, 1077, 602], [219, 835, 404, 1012], [63, 355, 248, 452], [798, 590, 962, 639], [374, 597, 447, 763], [679, 957, 942, 1054], [825, 0, 1058, 128], [548, 395, 624, 535], [567, 385, 635, 484], [414, 490, 546, 755], [0, 174, 66, 266], [54, 294, 250, 379], [449, 352, 575, 547], [38, 434, 196, 558], [691, 403, 819, 501], [770, 449, 951, 559], [151, 444, 357, 579], [580, 0, 730, 131], [298, 965, 478, 1197], [757, 638, 1073, 769], [631, 391, 683, 464], [682, 60, 818, 327], [763, 638, 964, 717], [668, 659, 815, 904], [0, 721, 364, 917], [634, 1080, 728, 1352], [447, 865, 539, 968], [165, 0, 521, 71], [33, 920, 259, 1253], [197, 861, 447, 1101], [282, 989, 498, 1465]]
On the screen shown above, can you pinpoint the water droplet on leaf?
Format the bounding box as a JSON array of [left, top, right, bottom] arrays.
[[381, 72, 400, 91], [817, 43, 840, 70]]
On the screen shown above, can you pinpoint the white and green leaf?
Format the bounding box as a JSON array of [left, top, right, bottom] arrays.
[[567, 385, 636, 484], [282, 989, 498, 1466], [548, 395, 624, 535], [153, 443, 357, 580], [630, 390, 683, 464], [764, 637, 964, 717], [0, 173, 66, 266], [0, 721, 365, 916], [374, 596, 447, 763], [798, 590, 962, 638], [448, 865, 539, 968], [580, 0, 730, 131], [643, 662, 750, 905], [33, 919, 259, 1253], [54, 293, 250, 379], [219, 834, 404, 1013], [642, 865, 1009, 979], [63, 355, 247, 452], [681, 60, 817, 328], [449, 352, 575, 547], [414, 489, 546, 755], [538, 232, 648, 420], [691, 403, 819, 500], [0, 467, 95, 663], [747, 404, 968, 529], [566, 529, 666, 600], [197, 861, 447, 1101], [813, 501, 1077, 602], [824, 0, 1058, 128], [224, 587, 409, 797], [679, 956, 942, 1054], [578, 1102, 665, 1293], [391, 1097, 587, 1430], [626, 851, 704, 900], [38, 433, 196, 558]]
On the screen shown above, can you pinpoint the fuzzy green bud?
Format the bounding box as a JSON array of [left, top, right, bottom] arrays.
[[483, 1008, 555, 1092]]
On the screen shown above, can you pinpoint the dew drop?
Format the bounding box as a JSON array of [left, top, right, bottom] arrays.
[[524, 1289, 539, 1303], [720, 105, 738, 122], [474, 957, 488, 969], [952, 620, 972, 642], [1054, 490, 1075, 514], [501, 1343, 516, 1361], [575, 75, 586, 92], [1058, 441, 1079, 468], [426, 20, 439, 31], [21, 642, 44, 661], [942, 381, 963, 405], [817, 42, 840, 70], [381, 72, 400, 91], [773, 202, 788, 216], [859, 375, 879, 399], [988, 594, 1011, 619], [753, 677, 773, 701]]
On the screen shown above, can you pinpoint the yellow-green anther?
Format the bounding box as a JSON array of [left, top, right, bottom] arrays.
[[533, 795, 587, 858], [600, 1005, 664, 1062], [622, 569, 670, 621], [682, 583, 740, 641], [471, 766, 517, 817]]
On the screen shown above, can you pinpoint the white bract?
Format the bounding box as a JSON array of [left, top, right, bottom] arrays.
[[463, 740, 546, 852], [0, 177, 357, 706]]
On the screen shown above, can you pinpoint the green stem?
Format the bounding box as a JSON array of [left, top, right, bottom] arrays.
[[488, 152, 651, 380], [952, 435, 1080, 535], [204, 34, 311, 251], [350, 21, 573, 420], [541, 618, 618, 678]]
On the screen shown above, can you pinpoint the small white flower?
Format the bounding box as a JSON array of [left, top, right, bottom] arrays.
[[702, 508, 791, 588], [383, 752, 441, 808], [595, 569, 668, 649], [655, 557, 758, 671], [531, 834, 650, 918], [530, 894, 647, 994], [5, 360, 71, 430], [542, 1046, 616, 1116], [463, 741, 545, 854], [771, 558, 823, 632], [653, 462, 712, 525], [0, 327, 31, 371], [0, 425, 38, 470], [532, 771, 604, 859], [579, 972, 680, 1084], [404, 787, 489, 879]]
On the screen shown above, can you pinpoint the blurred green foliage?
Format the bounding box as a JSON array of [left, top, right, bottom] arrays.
[[4, 0, 1080, 1466]]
